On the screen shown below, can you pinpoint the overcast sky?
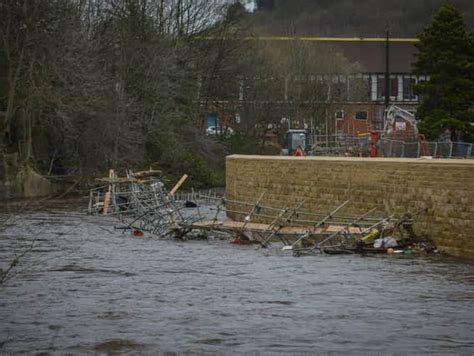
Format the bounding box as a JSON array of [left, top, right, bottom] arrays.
[[227, 0, 256, 12], [242, 0, 257, 12]]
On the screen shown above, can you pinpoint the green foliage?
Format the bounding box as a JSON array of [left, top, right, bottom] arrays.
[[181, 150, 224, 188], [225, 132, 260, 154], [145, 143, 225, 189], [413, 4, 474, 141], [225, 132, 281, 155], [144, 123, 227, 189]]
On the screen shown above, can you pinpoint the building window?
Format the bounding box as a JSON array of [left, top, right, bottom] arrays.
[[390, 76, 398, 97], [377, 76, 385, 100], [403, 77, 417, 100], [355, 111, 368, 120], [335, 110, 344, 119], [377, 75, 398, 100]]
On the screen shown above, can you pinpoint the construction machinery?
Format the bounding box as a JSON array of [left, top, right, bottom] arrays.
[[383, 105, 418, 140], [370, 105, 431, 157], [282, 129, 310, 155]]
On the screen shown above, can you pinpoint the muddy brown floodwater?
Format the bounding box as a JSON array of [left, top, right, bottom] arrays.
[[0, 201, 473, 355]]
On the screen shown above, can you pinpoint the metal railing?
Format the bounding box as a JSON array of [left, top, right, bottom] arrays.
[[307, 134, 472, 159], [378, 139, 472, 159], [309, 134, 370, 156]]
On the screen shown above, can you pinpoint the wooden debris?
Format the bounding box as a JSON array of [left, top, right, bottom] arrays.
[[168, 174, 188, 197], [102, 169, 115, 215], [132, 170, 162, 178]]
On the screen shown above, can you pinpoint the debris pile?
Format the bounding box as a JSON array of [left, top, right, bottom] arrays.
[[88, 171, 436, 256], [88, 169, 201, 238]]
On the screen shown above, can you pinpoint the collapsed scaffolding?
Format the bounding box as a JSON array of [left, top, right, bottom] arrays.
[[88, 170, 436, 256]]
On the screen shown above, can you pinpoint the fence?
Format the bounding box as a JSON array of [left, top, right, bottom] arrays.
[[379, 139, 473, 159], [308, 134, 472, 159], [173, 188, 224, 203], [309, 134, 370, 156]]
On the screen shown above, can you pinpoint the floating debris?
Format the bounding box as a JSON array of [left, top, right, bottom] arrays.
[[88, 170, 435, 256], [88, 169, 199, 238]]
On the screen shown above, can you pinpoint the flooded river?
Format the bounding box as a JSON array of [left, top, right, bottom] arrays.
[[1, 202, 473, 354]]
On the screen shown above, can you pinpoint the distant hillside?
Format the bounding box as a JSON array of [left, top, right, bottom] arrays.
[[248, 0, 474, 37]]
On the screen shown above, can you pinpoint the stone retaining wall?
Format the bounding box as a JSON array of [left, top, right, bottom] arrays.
[[226, 155, 474, 258], [1, 153, 59, 199]]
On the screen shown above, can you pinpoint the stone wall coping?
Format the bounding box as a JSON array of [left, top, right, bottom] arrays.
[[227, 155, 474, 166]]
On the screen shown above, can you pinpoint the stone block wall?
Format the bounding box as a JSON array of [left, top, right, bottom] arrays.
[[0, 154, 59, 199], [226, 155, 474, 258]]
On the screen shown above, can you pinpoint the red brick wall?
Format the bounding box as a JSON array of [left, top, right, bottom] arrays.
[[336, 104, 376, 136]]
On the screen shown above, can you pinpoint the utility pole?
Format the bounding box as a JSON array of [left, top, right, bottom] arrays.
[[382, 27, 391, 132], [385, 28, 390, 109]]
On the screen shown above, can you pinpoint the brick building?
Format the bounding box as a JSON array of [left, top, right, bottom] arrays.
[[203, 37, 426, 139], [328, 38, 424, 137]]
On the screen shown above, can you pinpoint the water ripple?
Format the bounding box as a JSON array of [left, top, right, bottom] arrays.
[[0, 208, 473, 354]]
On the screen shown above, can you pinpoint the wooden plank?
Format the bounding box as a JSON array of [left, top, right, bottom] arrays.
[[96, 177, 139, 183], [132, 170, 162, 178], [184, 220, 363, 235], [102, 169, 114, 215], [168, 174, 188, 197], [102, 191, 111, 215]]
